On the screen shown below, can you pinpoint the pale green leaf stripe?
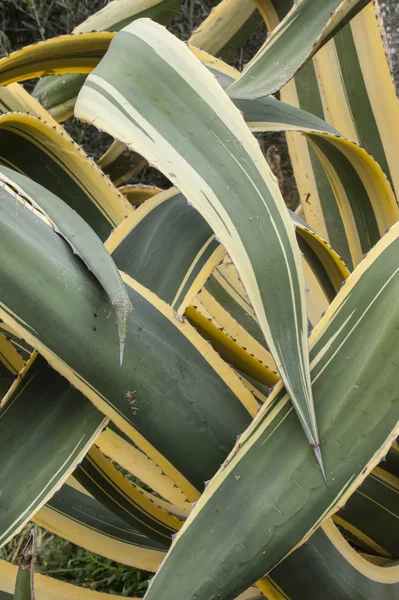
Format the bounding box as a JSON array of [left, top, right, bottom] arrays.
[[143, 222, 399, 600], [264, 522, 399, 599], [75, 19, 320, 462], [0, 355, 106, 549], [0, 175, 253, 495], [0, 167, 133, 364], [226, 0, 370, 99]]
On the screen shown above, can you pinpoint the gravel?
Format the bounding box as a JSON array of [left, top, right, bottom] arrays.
[[377, 0, 399, 95]]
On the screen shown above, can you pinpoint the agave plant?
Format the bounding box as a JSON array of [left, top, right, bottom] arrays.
[[0, 0, 398, 598]]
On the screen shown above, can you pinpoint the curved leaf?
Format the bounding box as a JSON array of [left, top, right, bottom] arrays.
[[0, 33, 113, 85]]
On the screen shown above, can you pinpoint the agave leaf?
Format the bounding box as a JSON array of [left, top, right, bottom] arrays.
[[112, 182, 346, 385], [32, 74, 87, 121], [335, 467, 399, 558], [75, 18, 323, 476], [106, 188, 226, 314], [32, 0, 260, 119], [260, 521, 399, 599], [226, 0, 370, 99], [34, 481, 166, 571], [0, 33, 114, 85], [106, 189, 278, 386], [3, 20, 394, 268], [74, 445, 183, 543], [206, 56, 399, 270], [143, 222, 399, 600], [97, 428, 191, 509], [74, 0, 184, 34], [0, 354, 106, 549], [32, 0, 184, 119], [189, 0, 261, 59], [0, 167, 133, 365], [0, 83, 134, 226], [119, 184, 163, 207], [0, 82, 53, 118]]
